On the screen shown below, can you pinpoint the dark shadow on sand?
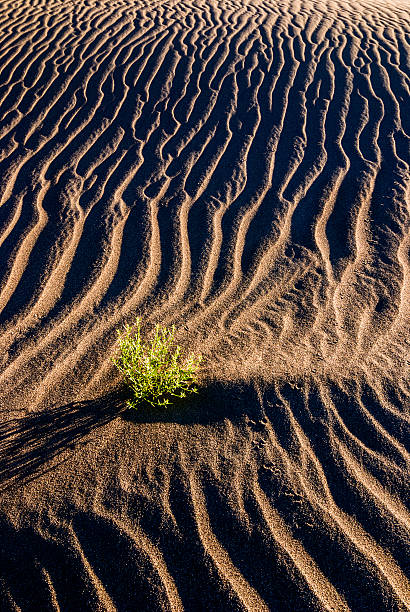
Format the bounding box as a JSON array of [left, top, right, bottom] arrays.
[[0, 382, 263, 492], [0, 390, 127, 491], [120, 380, 262, 426]]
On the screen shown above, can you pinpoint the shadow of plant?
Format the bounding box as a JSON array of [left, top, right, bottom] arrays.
[[0, 390, 127, 491], [0, 381, 265, 492], [120, 379, 261, 425]]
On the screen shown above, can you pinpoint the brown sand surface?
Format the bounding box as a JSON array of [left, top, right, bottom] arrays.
[[0, 0, 409, 609]]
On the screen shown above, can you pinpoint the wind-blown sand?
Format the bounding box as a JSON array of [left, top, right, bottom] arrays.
[[0, 0, 409, 609]]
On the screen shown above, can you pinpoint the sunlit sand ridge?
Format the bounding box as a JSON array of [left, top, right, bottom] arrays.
[[0, 0, 409, 609]]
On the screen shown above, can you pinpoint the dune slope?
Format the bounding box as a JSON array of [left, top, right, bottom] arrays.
[[0, 0, 409, 610]]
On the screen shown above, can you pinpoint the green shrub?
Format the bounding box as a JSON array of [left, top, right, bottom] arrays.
[[113, 317, 202, 409]]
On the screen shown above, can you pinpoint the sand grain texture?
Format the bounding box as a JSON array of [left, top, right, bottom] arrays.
[[0, 0, 409, 610]]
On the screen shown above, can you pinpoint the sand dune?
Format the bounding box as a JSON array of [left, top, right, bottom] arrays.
[[0, 0, 409, 609]]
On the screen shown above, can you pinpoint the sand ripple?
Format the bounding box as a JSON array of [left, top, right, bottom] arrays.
[[0, 0, 409, 609]]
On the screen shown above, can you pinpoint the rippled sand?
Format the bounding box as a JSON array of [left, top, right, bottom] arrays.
[[0, 0, 409, 609]]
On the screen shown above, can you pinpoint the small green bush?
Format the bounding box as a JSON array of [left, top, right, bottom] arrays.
[[113, 317, 202, 409]]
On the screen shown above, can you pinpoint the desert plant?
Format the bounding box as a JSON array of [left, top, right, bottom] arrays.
[[113, 317, 202, 409]]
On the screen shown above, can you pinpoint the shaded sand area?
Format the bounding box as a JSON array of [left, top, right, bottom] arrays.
[[0, 0, 409, 609]]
